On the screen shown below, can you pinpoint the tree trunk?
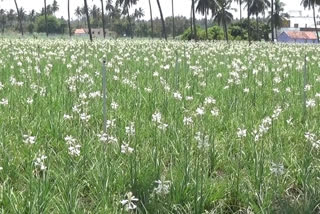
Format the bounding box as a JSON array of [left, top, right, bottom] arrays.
[[172, 0, 175, 39], [190, 6, 193, 36], [101, 0, 106, 38], [271, 0, 274, 42], [205, 11, 208, 39], [127, 13, 133, 39], [312, 4, 320, 43], [256, 14, 259, 41], [84, 0, 93, 42], [44, 0, 48, 37], [240, 0, 242, 20], [247, 0, 251, 45], [148, 0, 154, 39], [14, 0, 23, 36], [192, 0, 197, 40], [156, 0, 167, 41], [68, 0, 72, 37], [222, 8, 228, 42]]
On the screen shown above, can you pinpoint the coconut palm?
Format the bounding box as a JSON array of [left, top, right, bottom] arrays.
[[192, 0, 197, 40], [84, 0, 93, 41], [0, 9, 6, 34], [271, 0, 274, 41], [172, 0, 175, 39], [148, 0, 154, 38], [67, 0, 71, 37], [268, 0, 289, 40], [100, 0, 106, 38], [118, 0, 138, 38], [250, 0, 270, 40], [213, 0, 233, 41], [156, 0, 167, 41], [235, 0, 243, 19], [44, 0, 48, 37], [13, 0, 23, 35], [196, 0, 211, 39], [301, 0, 320, 42], [52, 0, 59, 15]]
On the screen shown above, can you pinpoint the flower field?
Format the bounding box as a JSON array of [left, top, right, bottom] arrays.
[[0, 39, 320, 213]]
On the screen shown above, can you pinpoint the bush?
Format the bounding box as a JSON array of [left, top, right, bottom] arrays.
[[36, 15, 62, 34]]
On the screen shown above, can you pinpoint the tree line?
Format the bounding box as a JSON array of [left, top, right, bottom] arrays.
[[0, 0, 319, 43]]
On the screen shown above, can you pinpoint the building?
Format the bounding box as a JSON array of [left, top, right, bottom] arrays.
[[74, 28, 116, 38], [278, 31, 318, 43], [288, 10, 320, 29], [74, 28, 87, 36]]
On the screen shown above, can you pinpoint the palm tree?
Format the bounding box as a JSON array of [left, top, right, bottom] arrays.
[[100, 0, 106, 38], [52, 0, 59, 15], [68, 0, 72, 37], [0, 9, 6, 34], [192, 0, 197, 40], [271, 0, 274, 41], [214, 0, 233, 41], [83, 0, 93, 41], [156, 0, 167, 40], [235, 0, 243, 19], [247, 0, 252, 44], [250, 0, 270, 40], [196, 0, 211, 39], [75, 6, 82, 27], [44, 0, 48, 37], [119, 0, 138, 39], [172, 0, 175, 39], [148, 0, 154, 38], [13, 0, 23, 35], [301, 0, 320, 43], [268, 0, 289, 40]]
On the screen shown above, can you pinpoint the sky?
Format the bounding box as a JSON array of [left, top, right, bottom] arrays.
[[0, 0, 307, 20]]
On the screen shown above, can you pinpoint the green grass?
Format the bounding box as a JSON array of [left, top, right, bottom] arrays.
[[0, 38, 319, 213]]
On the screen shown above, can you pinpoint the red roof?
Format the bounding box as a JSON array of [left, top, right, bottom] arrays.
[[74, 29, 86, 34], [286, 31, 317, 40]]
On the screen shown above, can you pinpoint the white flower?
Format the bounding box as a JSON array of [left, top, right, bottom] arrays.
[[204, 97, 216, 105], [26, 97, 33, 104], [0, 98, 8, 105], [195, 107, 205, 116], [173, 91, 182, 100], [111, 101, 119, 110], [183, 116, 193, 126], [0, 166, 3, 171], [186, 96, 193, 101], [121, 143, 134, 154], [237, 128, 247, 138], [306, 99, 316, 108], [97, 133, 118, 144], [195, 132, 210, 149], [23, 135, 36, 144], [34, 154, 47, 171], [304, 84, 312, 91], [210, 108, 219, 116], [312, 140, 320, 149], [154, 179, 171, 195], [120, 192, 139, 211], [157, 123, 168, 131], [270, 163, 285, 175], [63, 114, 73, 120], [125, 122, 135, 136], [64, 135, 76, 145], [80, 113, 91, 122], [243, 88, 250, 93], [68, 145, 81, 156], [152, 111, 162, 123]]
